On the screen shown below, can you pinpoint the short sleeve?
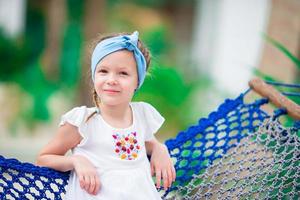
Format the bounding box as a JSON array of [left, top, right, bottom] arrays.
[[140, 102, 165, 141], [59, 106, 88, 139]]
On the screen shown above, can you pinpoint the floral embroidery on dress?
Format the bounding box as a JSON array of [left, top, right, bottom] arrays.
[[112, 131, 140, 160]]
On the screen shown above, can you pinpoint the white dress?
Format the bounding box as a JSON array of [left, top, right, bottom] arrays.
[[59, 102, 165, 200]]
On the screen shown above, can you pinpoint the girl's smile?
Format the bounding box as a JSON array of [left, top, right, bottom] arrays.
[[103, 89, 121, 94]]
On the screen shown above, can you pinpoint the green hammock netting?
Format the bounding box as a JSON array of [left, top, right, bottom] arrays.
[[0, 93, 299, 200]]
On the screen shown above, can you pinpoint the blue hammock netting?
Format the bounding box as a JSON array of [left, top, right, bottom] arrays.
[[0, 91, 299, 200]]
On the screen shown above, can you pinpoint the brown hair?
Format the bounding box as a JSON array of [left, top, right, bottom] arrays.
[[85, 32, 151, 122]]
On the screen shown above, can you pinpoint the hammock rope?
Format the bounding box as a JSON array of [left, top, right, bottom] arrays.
[[1, 91, 298, 200], [173, 117, 300, 199], [162, 95, 269, 197]]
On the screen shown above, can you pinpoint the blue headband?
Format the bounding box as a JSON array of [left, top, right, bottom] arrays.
[[91, 31, 147, 89]]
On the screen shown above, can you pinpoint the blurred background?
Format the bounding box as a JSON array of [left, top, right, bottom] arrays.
[[0, 0, 299, 163]]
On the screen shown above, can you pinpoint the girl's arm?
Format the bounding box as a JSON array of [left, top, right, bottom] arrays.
[[36, 123, 100, 195], [36, 123, 81, 171], [145, 137, 176, 191], [145, 137, 165, 155]]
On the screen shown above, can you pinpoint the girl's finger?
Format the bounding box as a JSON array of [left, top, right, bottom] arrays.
[[171, 165, 176, 182], [94, 176, 101, 195], [151, 163, 155, 176], [155, 168, 162, 189], [84, 175, 90, 192], [89, 175, 96, 194], [162, 170, 168, 190], [79, 174, 85, 189], [167, 167, 173, 188]]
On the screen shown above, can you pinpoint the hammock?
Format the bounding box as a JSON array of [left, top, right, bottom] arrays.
[[173, 117, 300, 199], [1, 86, 299, 199]]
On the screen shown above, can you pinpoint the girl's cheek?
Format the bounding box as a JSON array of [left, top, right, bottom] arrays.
[[94, 76, 104, 85]]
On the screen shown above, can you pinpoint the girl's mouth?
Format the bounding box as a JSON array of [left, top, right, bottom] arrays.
[[103, 89, 120, 94]]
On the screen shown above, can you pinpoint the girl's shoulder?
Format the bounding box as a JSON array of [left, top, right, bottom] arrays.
[[131, 101, 159, 114], [131, 101, 154, 109], [131, 101, 165, 140], [63, 105, 97, 117], [68, 105, 97, 113], [131, 102, 164, 121], [60, 106, 98, 127]]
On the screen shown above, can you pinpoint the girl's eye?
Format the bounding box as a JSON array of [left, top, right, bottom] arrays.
[[98, 69, 108, 73], [120, 71, 129, 76]]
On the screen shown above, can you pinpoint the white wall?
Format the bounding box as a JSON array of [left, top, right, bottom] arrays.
[[192, 0, 272, 95], [0, 0, 26, 37]]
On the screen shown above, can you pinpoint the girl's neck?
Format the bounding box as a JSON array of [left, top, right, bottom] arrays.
[[99, 102, 132, 127]]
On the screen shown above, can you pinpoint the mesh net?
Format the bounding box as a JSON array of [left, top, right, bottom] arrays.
[[1, 94, 298, 199], [0, 158, 69, 200], [167, 117, 300, 199], [162, 96, 269, 197]]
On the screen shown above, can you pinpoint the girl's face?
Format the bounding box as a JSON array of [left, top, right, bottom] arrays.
[[94, 50, 138, 106]]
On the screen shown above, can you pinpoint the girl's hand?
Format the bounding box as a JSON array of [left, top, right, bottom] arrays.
[[72, 155, 101, 195], [150, 143, 176, 190]]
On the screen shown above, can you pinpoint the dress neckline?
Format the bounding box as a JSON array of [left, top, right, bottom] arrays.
[[96, 103, 135, 131]]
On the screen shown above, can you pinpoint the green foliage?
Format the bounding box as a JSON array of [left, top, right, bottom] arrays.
[[255, 35, 300, 85], [24, 6, 46, 61], [134, 65, 208, 133], [0, 5, 52, 124], [67, 0, 84, 21], [16, 60, 57, 122], [253, 69, 280, 82], [0, 1, 85, 128], [0, 30, 27, 81], [0, 7, 46, 82], [60, 0, 84, 87], [263, 35, 300, 70], [59, 22, 82, 87], [107, 0, 196, 8], [1, 1, 207, 135], [142, 26, 173, 58], [255, 35, 300, 128]]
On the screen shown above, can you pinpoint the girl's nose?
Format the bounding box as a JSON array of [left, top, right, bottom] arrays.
[[107, 74, 118, 85]]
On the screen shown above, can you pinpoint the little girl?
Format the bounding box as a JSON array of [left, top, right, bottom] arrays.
[[36, 31, 176, 200]]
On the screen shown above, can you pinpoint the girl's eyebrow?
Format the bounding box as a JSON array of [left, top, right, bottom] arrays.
[[118, 67, 129, 70], [97, 65, 108, 69], [97, 65, 132, 71], [118, 66, 133, 71]]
